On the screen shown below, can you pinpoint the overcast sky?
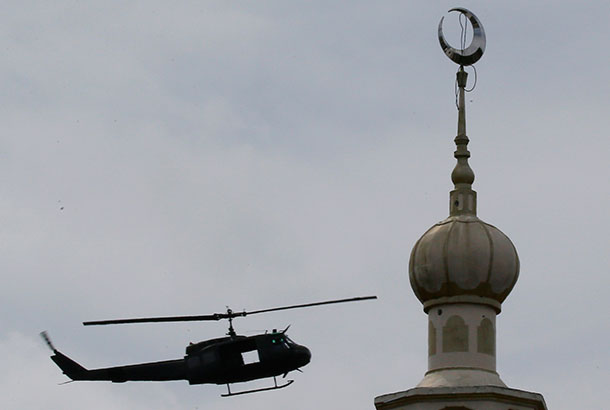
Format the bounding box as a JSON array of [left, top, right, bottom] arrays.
[[1, 1, 608, 409]]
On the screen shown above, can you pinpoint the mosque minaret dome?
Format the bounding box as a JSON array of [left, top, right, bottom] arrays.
[[374, 8, 547, 409], [409, 211, 520, 311], [405, 63, 513, 387]]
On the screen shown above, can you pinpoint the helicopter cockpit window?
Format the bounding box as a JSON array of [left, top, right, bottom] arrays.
[[271, 337, 291, 349]]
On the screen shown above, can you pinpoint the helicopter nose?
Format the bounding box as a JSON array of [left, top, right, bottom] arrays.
[[297, 345, 311, 366]]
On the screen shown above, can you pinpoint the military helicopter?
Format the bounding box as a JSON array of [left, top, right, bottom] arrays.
[[42, 295, 376, 397]]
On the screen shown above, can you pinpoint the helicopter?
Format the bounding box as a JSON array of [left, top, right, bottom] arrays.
[[42, 295, 376, 397]]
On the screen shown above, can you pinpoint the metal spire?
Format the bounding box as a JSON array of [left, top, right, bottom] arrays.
[[438, 8, 486, 217], [452, 66, 474, 191]]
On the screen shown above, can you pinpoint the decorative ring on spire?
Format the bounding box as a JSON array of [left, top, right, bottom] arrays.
[[438, 8, 486, 66]]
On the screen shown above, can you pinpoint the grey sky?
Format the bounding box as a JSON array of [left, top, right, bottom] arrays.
[[1, 1, 608, 409]]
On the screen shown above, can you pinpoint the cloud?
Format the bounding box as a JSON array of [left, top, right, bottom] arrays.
[[0, 2, 608, 409]]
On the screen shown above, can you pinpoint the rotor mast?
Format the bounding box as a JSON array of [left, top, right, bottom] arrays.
[[226, 309, 237, 337]]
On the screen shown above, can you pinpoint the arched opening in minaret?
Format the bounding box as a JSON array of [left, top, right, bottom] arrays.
[[442, 315, 468, 352], [477, 317, 495, 355], [428, 320, 437, 356]]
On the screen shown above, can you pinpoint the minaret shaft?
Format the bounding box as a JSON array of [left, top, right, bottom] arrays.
[[418, 303, 505, 388]]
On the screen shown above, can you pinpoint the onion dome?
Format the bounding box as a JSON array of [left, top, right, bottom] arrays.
[[409, 214, 519, 312], [409, 67, 519, 313]]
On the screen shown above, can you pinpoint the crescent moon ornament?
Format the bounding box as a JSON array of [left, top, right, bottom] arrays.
[[438, 8, 486, 66]]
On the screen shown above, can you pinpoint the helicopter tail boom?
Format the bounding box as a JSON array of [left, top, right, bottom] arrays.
[[42, 332, 188, 383], [50, 351, 187, 383], [51, 351, 188, 383]]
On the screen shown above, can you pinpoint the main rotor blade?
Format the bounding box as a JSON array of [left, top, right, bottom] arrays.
[[246, 295, 377, 316], [83, 295, 377, 326], [83, 313, 230, 326]]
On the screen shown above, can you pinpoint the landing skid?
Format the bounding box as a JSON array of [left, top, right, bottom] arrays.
[[221, 376, 294, 397]]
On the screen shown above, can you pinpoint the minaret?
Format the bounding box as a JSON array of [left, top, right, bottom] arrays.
[[374, 8, 547, 410]]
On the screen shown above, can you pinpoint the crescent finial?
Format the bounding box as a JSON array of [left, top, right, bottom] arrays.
[[438, 8, 486, 66]]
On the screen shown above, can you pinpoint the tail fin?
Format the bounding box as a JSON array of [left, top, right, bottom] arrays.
[[41, 331, 88, 380], [51, 351, 88, 379]]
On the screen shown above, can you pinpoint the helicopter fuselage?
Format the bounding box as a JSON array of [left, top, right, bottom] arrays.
[[49, 332, 311, 386], [186, 333, 310, 384]]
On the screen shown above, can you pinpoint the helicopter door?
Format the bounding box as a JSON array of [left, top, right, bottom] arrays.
[[218, 338, 259, 367], [199, 349, 217, 366]]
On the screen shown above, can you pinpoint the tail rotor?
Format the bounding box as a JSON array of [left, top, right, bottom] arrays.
[[40, 331, 56, 351]]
